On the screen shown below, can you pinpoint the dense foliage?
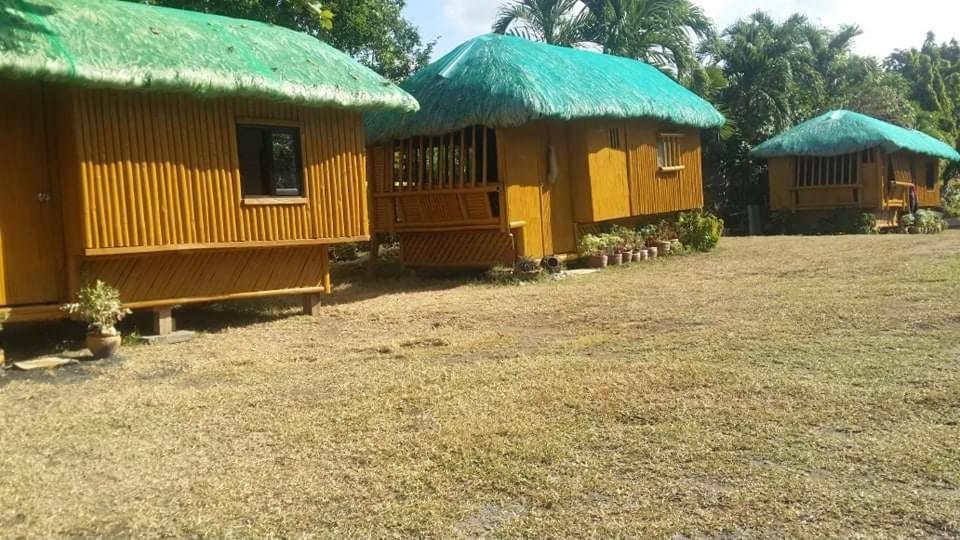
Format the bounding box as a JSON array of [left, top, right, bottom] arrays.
[[134, 0, 434, 80], [677, 211, 723, 252], [493, 0, 713, 77], [943, 179, 960, 217]]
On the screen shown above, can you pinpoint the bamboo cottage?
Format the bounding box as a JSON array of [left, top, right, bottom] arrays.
[[364, 34, 724, 267], [0, 0, 417, 331], [753, 110, 960, 227]]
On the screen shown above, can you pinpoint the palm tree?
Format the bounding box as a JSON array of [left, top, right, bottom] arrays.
[[581, 0, 714, 76], [492, 0, 587, 47]]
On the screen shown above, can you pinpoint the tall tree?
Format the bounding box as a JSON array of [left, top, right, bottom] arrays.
[[492, 0, 587, 46], [135, 0, 434, 80], [698, 11, 869, 222], [581, 0, 713, 77]]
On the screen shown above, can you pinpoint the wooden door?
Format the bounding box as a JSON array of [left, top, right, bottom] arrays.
[[501, 126, 547, 258], [586, 126, 631, 221], [543, 122, 576, 254], [0, 84, 64, 306]]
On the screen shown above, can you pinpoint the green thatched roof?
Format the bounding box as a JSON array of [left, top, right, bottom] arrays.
[[752, 110, 960, 161], [0, 0, 418, 112], [365, 34, 724, 143]]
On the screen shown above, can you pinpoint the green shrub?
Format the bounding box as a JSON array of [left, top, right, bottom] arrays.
[[906, 209, 948, 233], [677, 211, 724, 252], [943, 179, 960, 217], [609, 225, 640, 252], [578, 234, 608, 257], [770, 209, 876, 235]]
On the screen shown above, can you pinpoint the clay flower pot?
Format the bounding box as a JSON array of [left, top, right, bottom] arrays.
[[621, 250, 633, 264], [608, 253, 623, 266], [86, 334, 122, 360], [632, 250, 644, 262], [647, 246, 658, 259], [587, 254, 608, 268]]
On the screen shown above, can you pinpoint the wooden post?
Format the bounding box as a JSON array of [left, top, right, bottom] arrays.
[[153, 307, 174, 336], [302, 294, 323, 317]]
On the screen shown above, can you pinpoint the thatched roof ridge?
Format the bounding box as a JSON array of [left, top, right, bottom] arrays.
[[0, 0, 418, 112], [366, 34, 724, 143], [753, 110, 960, 161]]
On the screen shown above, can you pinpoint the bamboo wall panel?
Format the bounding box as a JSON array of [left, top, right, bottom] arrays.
[[84, 246, 329, 305], [767, 158, 794, 210], [625, 123, 704, 216], [0, 82, 65, 307], [399, 231, 515, 267], [73, 89, 368, 252], [911, 156, 942, 208], [860, 153, 880, 208]]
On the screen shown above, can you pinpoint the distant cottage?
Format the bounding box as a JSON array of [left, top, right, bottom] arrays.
[[0, 0, 417, 331], [753, 110, 960, 227], [364, 34, 724, 267]]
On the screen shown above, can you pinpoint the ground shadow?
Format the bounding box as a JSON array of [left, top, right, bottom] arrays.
[[0, 257, 490, 359]]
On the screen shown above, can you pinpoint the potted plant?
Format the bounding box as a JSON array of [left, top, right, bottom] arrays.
[[899, 212, 917, 234], [62, 280, 132, 360], [604, 234, 624, 266], [653, 220, 679, 255], [578, 234, 608, 268], [513, 256, 543, 280], [610, 225, 635, 264]]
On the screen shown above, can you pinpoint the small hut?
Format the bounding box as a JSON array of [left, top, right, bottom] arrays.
[[364, 34, 724, 267], [0, 0, 417, 331], [753, 110, 960, 227]]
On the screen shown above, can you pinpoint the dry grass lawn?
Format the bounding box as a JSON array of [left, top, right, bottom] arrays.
[[2, 233, 959, 538]]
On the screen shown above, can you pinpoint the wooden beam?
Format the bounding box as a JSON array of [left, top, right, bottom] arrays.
[[83, 236, 371, 258], [302, 293, 323, 317], [152, 307, 174, 336]]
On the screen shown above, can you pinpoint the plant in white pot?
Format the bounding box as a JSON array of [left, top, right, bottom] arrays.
[[62, 281, 132, 359]]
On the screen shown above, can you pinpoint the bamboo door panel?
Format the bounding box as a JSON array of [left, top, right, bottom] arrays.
[[545, 122, 576, 254], [586, 127, 630, 221], [0, 84, 65, 306], [500, 126, 547, 258]]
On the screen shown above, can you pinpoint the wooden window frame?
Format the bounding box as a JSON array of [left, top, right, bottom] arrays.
[[793, 153, 859, 188], [656, 133, 685, 173], [925, 161, 938, 189], [236, 118, 307, 204]]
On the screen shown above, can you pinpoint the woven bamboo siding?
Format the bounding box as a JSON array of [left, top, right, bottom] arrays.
[[73, 89, 368, 253], [398, 231, 515, 267], [85, 246, 329, 306], [626, 123, 704, 216]]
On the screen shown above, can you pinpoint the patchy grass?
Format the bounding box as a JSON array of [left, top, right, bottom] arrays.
[[1, 234, 959, 537]]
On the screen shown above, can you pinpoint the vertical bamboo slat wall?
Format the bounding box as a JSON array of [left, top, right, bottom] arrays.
[[368, 126, 501, 233], [768, 148, 942, 212], [73, 89, 369, 253], [625, 123, 704, 216]]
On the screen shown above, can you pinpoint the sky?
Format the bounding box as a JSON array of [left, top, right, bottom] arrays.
[[404, 0, 960, 62]]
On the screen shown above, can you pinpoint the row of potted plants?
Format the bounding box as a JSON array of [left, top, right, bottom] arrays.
[[578, 222, 683, 269], [899, 209, 949, 234]]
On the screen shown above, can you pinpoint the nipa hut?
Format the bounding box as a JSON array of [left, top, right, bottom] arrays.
[[753, 110, 960, 227], [364, 34, 724, 267], [0, 0, 417, 332]]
